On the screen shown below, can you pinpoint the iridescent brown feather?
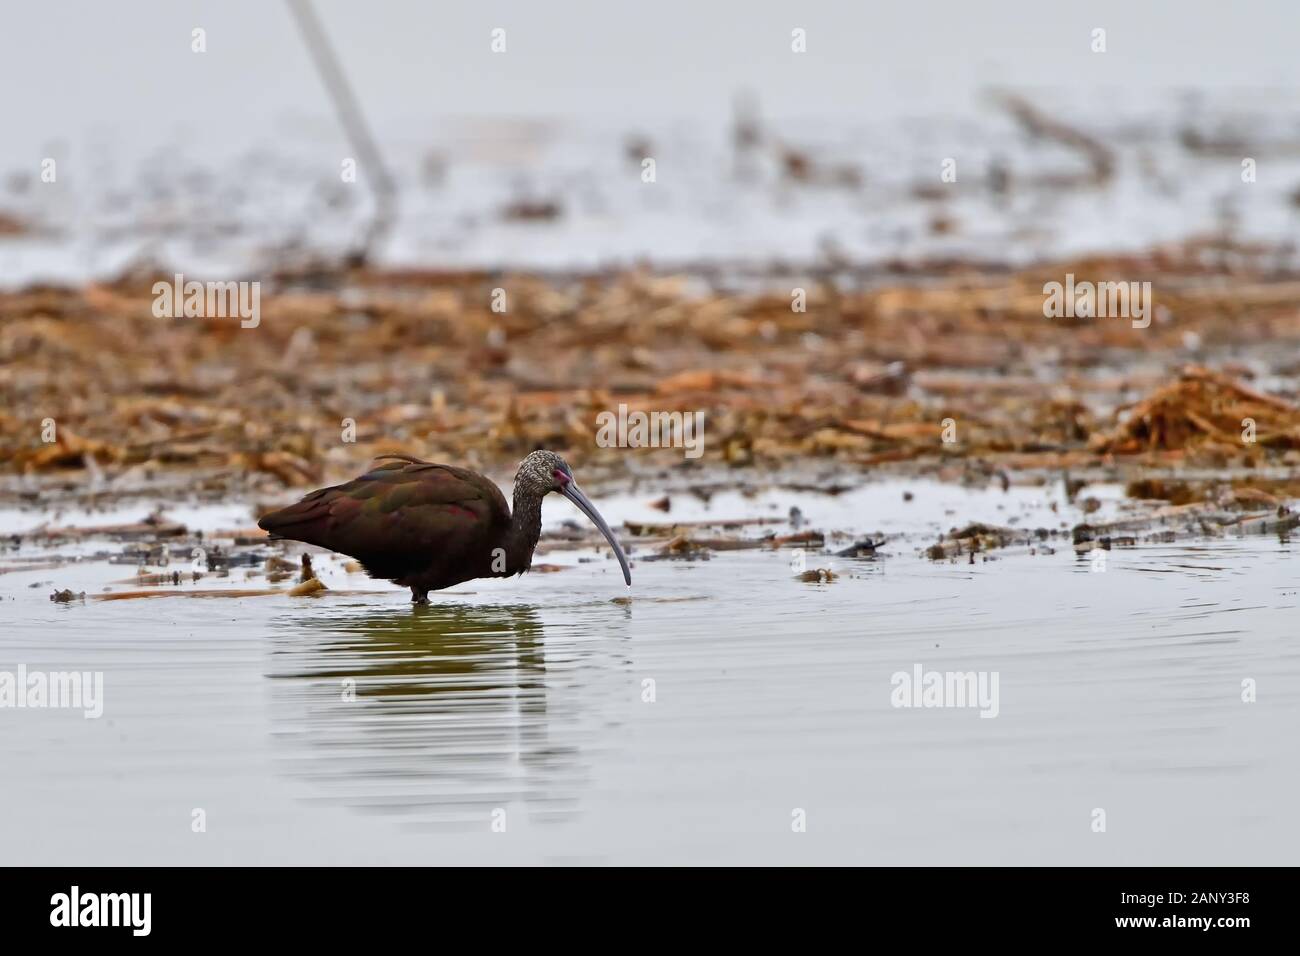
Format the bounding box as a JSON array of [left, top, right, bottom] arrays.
[[258, 456, 513, 599]]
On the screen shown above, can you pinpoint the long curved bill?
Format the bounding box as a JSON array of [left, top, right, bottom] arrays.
[[560, 482, 632, 586]]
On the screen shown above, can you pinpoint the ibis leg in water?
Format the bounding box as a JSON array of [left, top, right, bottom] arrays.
[[257, 450, 632, 602]]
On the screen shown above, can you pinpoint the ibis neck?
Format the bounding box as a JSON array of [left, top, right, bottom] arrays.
[[505, 486, 544, 575]]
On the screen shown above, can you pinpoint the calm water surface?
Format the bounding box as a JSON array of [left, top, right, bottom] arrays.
[[2, 480, 1297, 864]]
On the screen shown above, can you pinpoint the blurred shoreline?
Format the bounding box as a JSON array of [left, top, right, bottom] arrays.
[[5, 248, 1300, 512], [5, 86, 1300, 510]]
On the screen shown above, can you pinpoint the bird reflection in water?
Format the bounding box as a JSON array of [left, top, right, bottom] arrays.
[[267, 602, 592, 831]]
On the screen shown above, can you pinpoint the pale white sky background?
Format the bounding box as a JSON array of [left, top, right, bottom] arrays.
[[2, 0, 1298, 157]]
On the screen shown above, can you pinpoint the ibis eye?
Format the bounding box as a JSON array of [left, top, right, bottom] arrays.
[[552, 468, 571, 486]]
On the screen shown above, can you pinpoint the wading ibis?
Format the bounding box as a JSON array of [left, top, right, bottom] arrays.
[[257, 450, 631, 602]]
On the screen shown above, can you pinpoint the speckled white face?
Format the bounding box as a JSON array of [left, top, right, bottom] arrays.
[[516, 449, 572, 494]]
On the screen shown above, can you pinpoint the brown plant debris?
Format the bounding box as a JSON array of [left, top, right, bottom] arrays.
[[798, 568, 838, 583], [1092, 366, 1300, 457], [288, 577, 328, 597], [6, 255, 1300, 504]]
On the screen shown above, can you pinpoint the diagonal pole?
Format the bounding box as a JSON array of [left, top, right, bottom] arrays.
[[285, 0, 397, 265]]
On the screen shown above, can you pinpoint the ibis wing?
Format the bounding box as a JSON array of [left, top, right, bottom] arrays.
[[258, 458, 507, 578]]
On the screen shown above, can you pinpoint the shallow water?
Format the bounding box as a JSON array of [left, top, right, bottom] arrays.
[[2, 479, 1297, 864]]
